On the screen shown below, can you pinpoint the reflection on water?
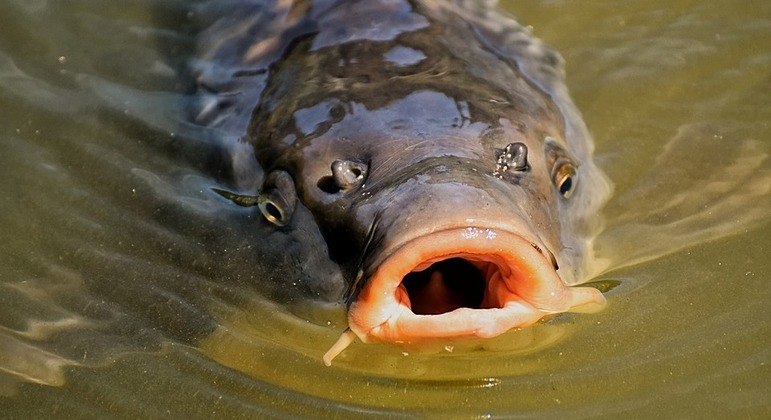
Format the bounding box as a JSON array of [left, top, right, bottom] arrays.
[[0, 0, 769, 416]]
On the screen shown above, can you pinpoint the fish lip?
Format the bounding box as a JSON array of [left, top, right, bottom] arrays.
[[346, 227, 605, 344]]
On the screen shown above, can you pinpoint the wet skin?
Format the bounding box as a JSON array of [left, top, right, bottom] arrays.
[[195, 0, 611, 364]]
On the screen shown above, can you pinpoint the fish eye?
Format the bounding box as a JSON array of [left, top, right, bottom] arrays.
[[258, 170, 297, 226], [552, 160, 577, 199], [211, 184, 293, 226], [258, 195, 289, 226]]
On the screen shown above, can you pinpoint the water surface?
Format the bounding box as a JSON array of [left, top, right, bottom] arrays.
[[0, 0, 768, 417]]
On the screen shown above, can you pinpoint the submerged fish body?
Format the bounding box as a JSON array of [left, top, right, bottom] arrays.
[[194, 0, 611, 363]]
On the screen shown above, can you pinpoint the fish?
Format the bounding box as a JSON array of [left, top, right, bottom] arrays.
[[193, 0, 612, 365]]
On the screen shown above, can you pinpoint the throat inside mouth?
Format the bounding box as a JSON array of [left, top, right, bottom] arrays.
[[401, 257, 498, 315]]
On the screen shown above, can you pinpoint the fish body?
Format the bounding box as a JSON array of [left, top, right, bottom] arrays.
[[194, 0, 611, 363]]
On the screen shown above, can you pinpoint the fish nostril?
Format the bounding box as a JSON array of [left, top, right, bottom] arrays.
[[326, 160, 367, 192], [494, 142, 529, 178], [317, 175, 340, 194], [509, 143, 528, 171]]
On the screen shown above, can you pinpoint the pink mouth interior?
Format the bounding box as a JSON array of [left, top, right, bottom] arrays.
[[323, 227, 605, 365], [401, 257, 494, 315]]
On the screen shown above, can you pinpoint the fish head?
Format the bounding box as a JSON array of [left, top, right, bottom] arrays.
[[245, 23, 608, 354], [251, 91, 604, 344]]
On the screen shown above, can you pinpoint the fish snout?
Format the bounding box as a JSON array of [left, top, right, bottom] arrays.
[[323, 225, 605, 365], [322, 177, 604, 364]]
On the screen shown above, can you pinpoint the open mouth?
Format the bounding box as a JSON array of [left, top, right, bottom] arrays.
[[402, 257, 489, 315], [323, 227, 605, 365]]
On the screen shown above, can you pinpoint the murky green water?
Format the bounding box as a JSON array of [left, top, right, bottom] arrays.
[[1, 0, 769, 417]]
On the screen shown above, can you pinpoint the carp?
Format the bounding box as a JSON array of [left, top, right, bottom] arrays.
[[193, 0, 611, 365]]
